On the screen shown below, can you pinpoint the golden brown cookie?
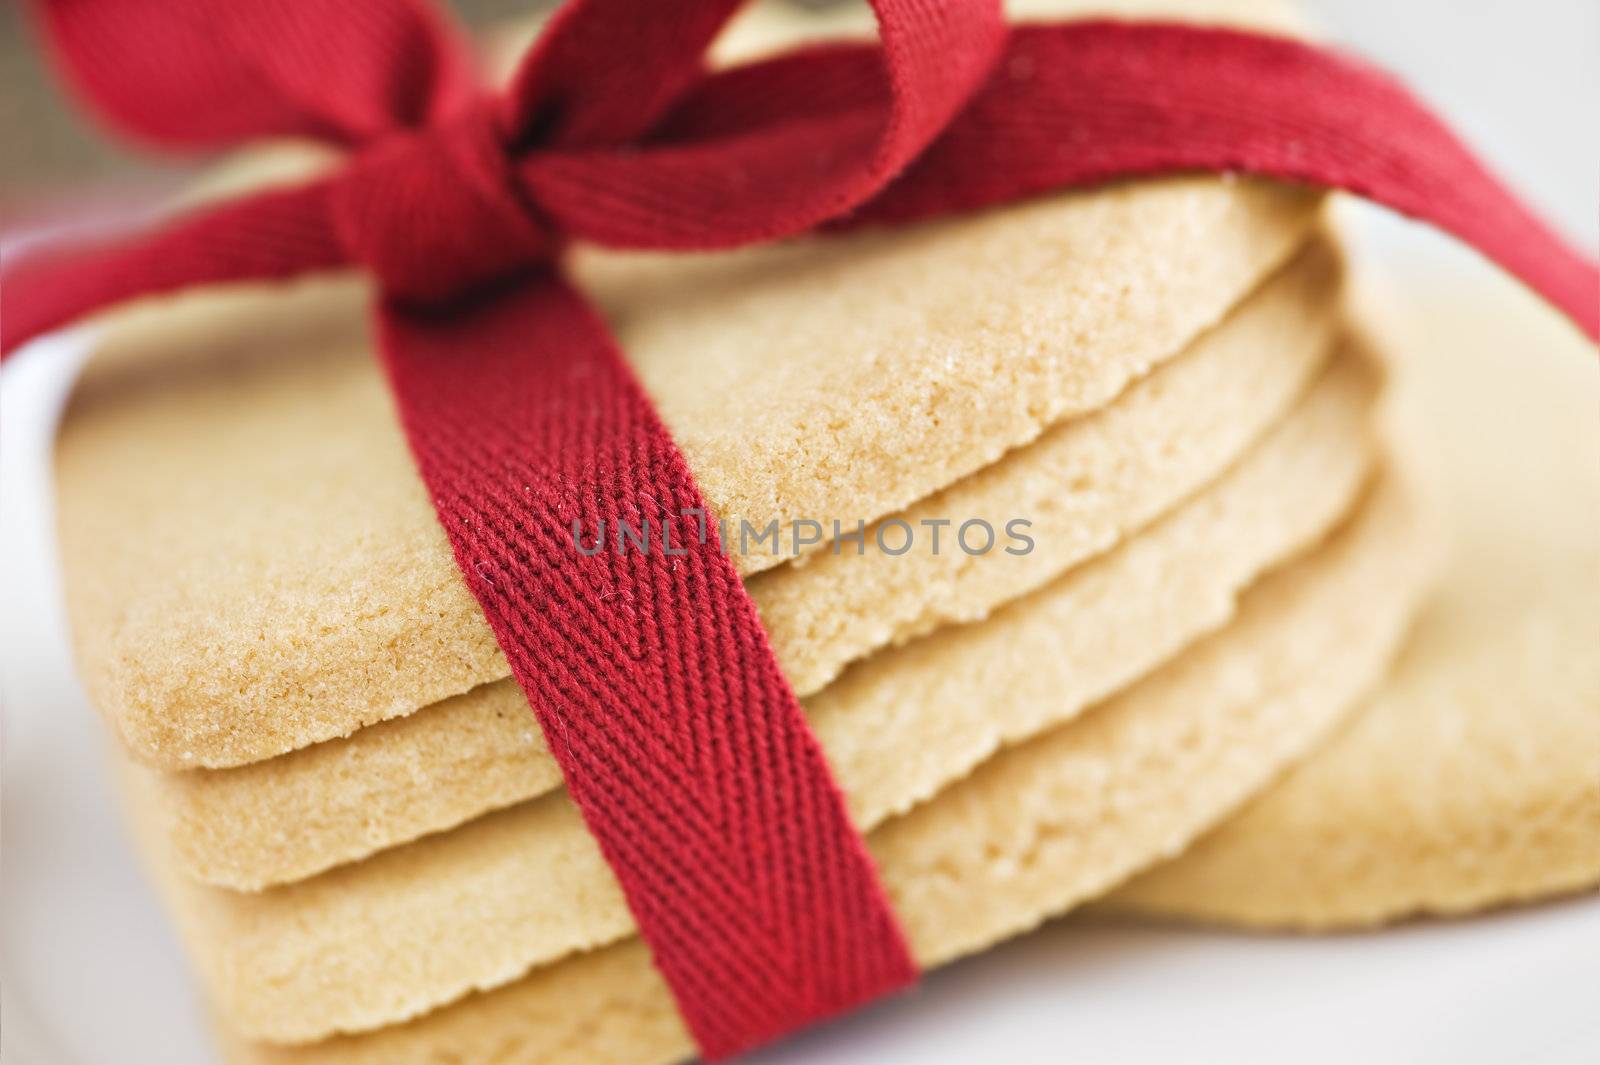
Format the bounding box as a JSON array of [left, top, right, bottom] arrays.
[[57, 172, 1317, 770]]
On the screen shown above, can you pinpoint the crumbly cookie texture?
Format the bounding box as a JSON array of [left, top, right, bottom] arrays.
[[144, 243, 1343, 891], [57, 172, 1316, 771], [208, 458, 1429, 1061], [126, 358, 1400, 1044], [1104, 268, 1600, 928]]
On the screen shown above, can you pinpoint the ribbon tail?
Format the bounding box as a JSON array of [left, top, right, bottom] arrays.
[[850, 21, 1599, 343], [1, 180, 346, 359], [374, 275, 918, 1060]]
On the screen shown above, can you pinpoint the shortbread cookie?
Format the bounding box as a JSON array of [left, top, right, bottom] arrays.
[[143, 246, 1345, 891], [126, 356, 1392, 1043], [57, 173, 1318, 770], [201, 460, 1429, 1058], [1104, 273, 1600, 928]]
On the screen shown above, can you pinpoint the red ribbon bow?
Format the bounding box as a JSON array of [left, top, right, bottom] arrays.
[[3, 0, 1595, 1058]]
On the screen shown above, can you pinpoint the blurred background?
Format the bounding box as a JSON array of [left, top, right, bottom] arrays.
[[1, 0, 1595, 248]]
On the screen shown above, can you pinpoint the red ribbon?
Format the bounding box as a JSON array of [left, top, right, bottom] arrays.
[[4, 0, 1595, 1058]]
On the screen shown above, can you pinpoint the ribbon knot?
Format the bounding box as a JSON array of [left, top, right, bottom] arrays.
[[330, 100, 558, 305]]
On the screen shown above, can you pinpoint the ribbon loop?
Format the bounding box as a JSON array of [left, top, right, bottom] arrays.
[[520, 0, 1008, 251], [330, 101, 559, 305], [32, 0, 477, 150]]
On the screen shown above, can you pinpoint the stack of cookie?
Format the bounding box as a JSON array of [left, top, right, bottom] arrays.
[[44, 2, 1593, 1064]]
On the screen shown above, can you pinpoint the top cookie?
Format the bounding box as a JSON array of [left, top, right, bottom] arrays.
[[53, 0, 1318, 770]]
